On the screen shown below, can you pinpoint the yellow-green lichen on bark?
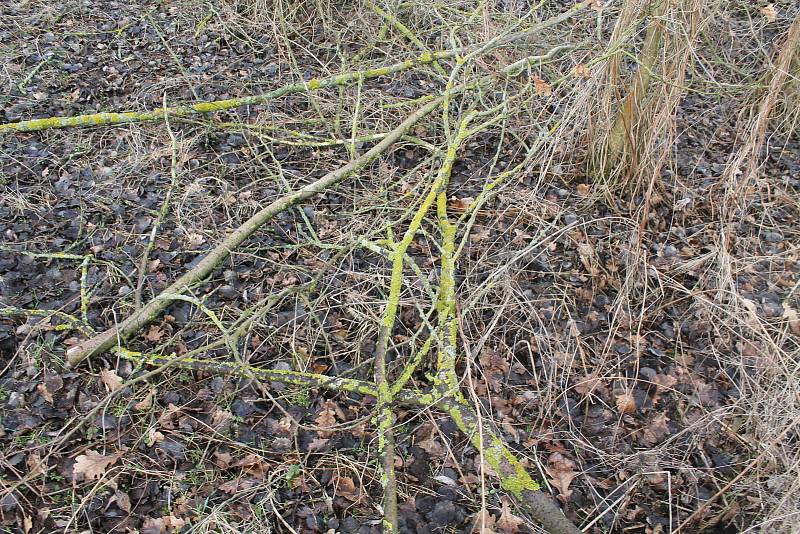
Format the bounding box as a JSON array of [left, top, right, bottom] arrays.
[[118, 348, 380, 397], [441, 399, 541, 495]]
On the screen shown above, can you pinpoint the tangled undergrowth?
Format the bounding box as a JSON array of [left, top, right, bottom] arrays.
[[1, 0, 799, 533]]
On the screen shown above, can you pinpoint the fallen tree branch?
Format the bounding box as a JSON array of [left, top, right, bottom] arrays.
[[65, 97, 444, 366], [0, 2, 586, 134], [437, 394, 582, 534], [0, 54, 442, 134], [117, 348, 582, 534], [426, 109, 581, 534]]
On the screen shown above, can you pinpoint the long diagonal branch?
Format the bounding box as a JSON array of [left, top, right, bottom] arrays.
[[66, 96, 445, 366], [0, 2, 586, 134]]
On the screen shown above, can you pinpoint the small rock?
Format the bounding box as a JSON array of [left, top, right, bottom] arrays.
[[0, 492, 19, 512], [134, 215, 152, 233], [7, 392, 24, 409], [429, 501, 456, 526], [231, 398, 255, 418], [163, 391, 182, 405], [271, 437, 292, 451], [639, 367, 657, 380], [157, 439, 186, 461], [760, 293, 783, 318], [210, 376, 225, 394], [218, 285, 239, 299], [614, 342, 631, 354]]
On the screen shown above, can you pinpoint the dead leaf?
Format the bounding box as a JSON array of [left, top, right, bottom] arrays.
[[219, 477, 256, 494], [314, 401, 338, 438], [163, 515, 186, 530], [21, 515, 32, 534], [472, 509, 497, 533], [73, 450, 120, 481], [460, 473, 482, 486], [158, 403, 181, 429], [134, 388, 156, 411], [450, 196, 475, 211], [210, 408, 233, 429], [760, 4, 777, 22], [233, 453, 270, 478], [144, 325, 165, 342], [783, 303, 800, 335], [308, 438, 330, 452], [37, 374, 63, 404], [332, 474, 359, 501], [545, 453, 578, 500], [115, 490, 132, 513], [278, 415, 297, 436], [37, 382, 54, 403], [533, 77, 552, 96], [615, 392, 637, 414], [185, 232, 205, 248], [573, 374, 607, 397], [214, 451, 233, 469], [587, 0, 603, 10], [142, 514, 186, 533], [147, 428, 165, 446], [638, 413, 670, 446], [574, 64, 591, 78], [418, 436, 447, 458], [496, 497, 524, 533], [651, 373, 678, 404], [26, 452, 44, 478], [100, 368, 124, 392], [470, 226, 491, 243], [576, 183, 592, 196]]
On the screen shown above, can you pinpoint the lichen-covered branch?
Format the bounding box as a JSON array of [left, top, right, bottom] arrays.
[[371, 107, 474, 531], [0, 3, 587, 134], [66, 97, 445, 366], [0, 53, 443, 134], [426, 112, 582, 534], [435, 396, 581, 534], [118, 349, 382, 398]]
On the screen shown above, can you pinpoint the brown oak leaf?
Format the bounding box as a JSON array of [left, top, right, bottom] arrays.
[[496, 497, 524, 533], [545, 452, 578, 501], [73, 450, 120, 481], [144, 325, 165, 342], [471, 509, 497, 533], [533, 77, 553, 96], [100, 368, 124, 392], [314, 401, 338, 438], [638, 413, 670, 446], [332, 474, 359, 501]]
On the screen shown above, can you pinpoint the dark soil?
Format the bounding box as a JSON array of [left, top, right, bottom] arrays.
[[1, 1, 799, 534]]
